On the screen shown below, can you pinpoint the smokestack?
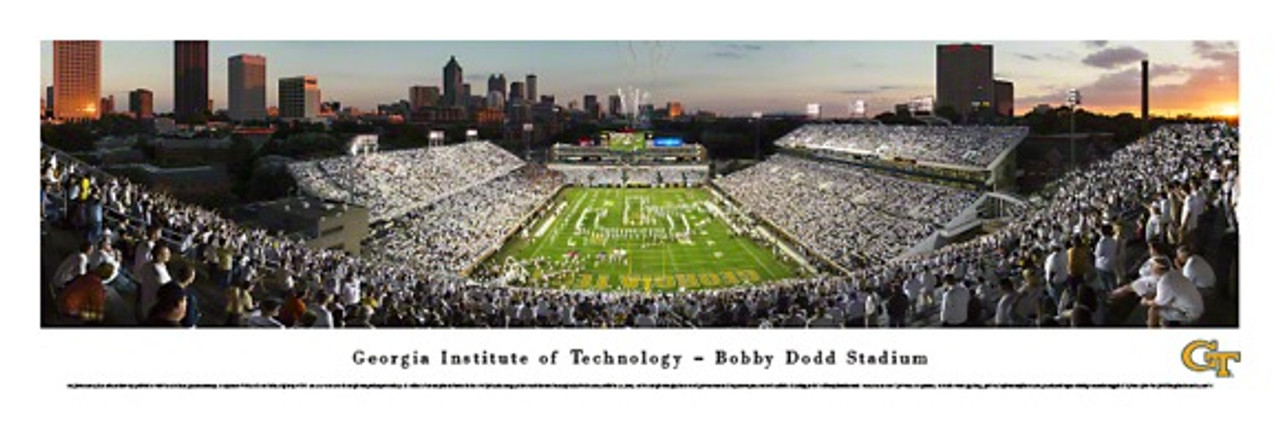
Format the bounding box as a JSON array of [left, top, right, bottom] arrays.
[[1141, 60, 1149, 132]]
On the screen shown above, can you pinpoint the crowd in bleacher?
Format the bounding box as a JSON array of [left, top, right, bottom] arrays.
[[42, 123, 1237, 328], [837, 123, 1238, 327], [554, 165, 707, 187], [716, 154, 980, 268], [287, 141, 524, 221], [777, 124, 1028, 167], [364, 167, 563, 274]]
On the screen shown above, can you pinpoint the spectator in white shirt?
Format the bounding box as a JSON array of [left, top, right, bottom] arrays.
[[939, 274, 969, 327], [340, 276, 361, 307], [864, 289, 881, 328], [1181, 181, 1206, 239], [901, 273, 922, 316], [132, 225, 161, 276], [994, 279, 1017, 327], [1177, 246, 1217, 294], [1044, 242, 1068, 306], [136, 244, 173, 322], [88, 238, 121, 285], [1093, 224, 1119, 292], [1141, 257, 1204, 327], [52, 241, 94, 289], [1144, 205, 1162, 245]]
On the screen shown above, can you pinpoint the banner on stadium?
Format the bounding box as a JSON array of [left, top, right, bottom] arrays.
[[653, 137, 684, 147]]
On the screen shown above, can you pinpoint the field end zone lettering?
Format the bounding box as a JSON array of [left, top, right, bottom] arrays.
[[595, 275, 610, 290], [576, 274, 593, 289], [676, 274, 700, 289], [721, 271, 740, 285], [698, 273, 722, 287], [738, 270, 760, 283], [656, 275, 675, 290], [621, 275, 641, 290]]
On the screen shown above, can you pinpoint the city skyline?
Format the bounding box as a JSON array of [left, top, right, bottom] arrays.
[[39, 40, 1239, 117]]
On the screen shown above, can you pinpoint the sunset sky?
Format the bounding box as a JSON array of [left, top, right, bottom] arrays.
[[40, 40, 1238, 117]]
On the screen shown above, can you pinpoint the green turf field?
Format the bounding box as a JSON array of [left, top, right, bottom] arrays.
[[605, 132, 648, 151], [483, 187, 801, 292]]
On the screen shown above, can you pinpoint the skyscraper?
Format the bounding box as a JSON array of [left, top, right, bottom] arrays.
[[666, 101, 683, 118], [100, 95, 114, 114], [525, 74, 538, 102], [486, 91, 506, 110], [936, 43, 994, 119], [45, 85, 54, 117], [443, 56, 463, 107], [487, 74, 506, 96], [52, 41, 101, 121], [608, 94, 622, 118], [583, 94, 600, 119], [994, 80, 1014, 117], [228, 54, 267, 122], [174, 41, 209, 123], [279, 76, 320, 120], [129, 88, 154, 119], [410, 85, 440, 111], [509, 81, 526, 104]]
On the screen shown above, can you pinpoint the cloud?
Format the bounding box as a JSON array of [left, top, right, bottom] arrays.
[[1149, 63, 1185, 78], [1021, 43, 1237, 115], [1082, 46, 1148, 69], [1017, 52, 1076, 62], [1084, 41, 1108, 49], [710, 42, 765, 60], [1192, 40, 1237, 62], [837, 85, 900, 95]]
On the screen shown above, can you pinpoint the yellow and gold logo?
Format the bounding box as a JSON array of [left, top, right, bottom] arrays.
[[1182, 340, 1241, 378]]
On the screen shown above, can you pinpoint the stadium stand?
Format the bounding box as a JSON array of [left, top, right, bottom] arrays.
[[287, 141, 524, 221], [715, 154, 980, 269], [40, 123, 1238, 328], [776, 124, 1028, 168]]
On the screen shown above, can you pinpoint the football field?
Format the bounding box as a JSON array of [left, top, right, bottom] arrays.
[[483, 187, 800, 291]]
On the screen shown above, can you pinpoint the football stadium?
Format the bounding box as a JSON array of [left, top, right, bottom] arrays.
[[42, 121, 1240, 328], [39, 41, 1239, 329]]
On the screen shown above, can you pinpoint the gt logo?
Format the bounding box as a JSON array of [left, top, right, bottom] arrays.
[[1182, 340, 1241, 378]]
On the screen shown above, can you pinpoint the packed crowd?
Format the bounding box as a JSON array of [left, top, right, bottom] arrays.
[[777, 124, 1028, 167], [364, 167, 563, 274], [835, 123, 1237, 327], [553, 165, 708, 187], [42, 123, 1236, 328], [716, 154, 980, 268], [287, 141, 524, 221]]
